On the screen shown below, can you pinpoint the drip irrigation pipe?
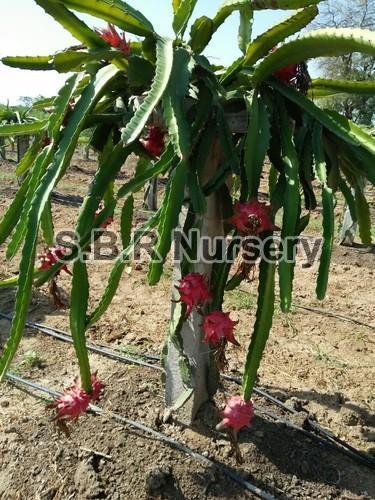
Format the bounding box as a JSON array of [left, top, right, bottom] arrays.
[[226, 375, 375, 469], [236, 293, 375, 331], [254, 406, 374, 469], [291, 304, 375, 331], [0, 189, 83, 207], [1, 312, 374, 469], [0, 313, 162, 372], [5, 372, 276, 500], [51, 192, 83, 207]]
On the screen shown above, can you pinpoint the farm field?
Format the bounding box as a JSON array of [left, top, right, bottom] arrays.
[[0, 153, 374, 499]]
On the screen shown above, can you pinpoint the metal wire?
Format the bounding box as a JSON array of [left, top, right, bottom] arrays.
[[5, 372, 276, 500]]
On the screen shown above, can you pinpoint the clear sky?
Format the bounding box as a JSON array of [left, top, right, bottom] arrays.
[[0, 0, 297, 104]]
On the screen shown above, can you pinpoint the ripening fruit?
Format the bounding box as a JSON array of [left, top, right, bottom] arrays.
[[229, 199, 277, 236], [202, 311, 239, 346], [273, 64, 298, 83], [90, 372, 105, 402], [95, 202, 114, 229], [49, 384, 91, 421], [96, 23, 131, 56], [217, 396, 254, 432], [38, 246, 71, 275], [177, 272, 212, 316], [140, 125, 166, 157], [49, 373, 104, 421]]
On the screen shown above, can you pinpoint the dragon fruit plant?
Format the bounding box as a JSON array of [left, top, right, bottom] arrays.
[[0, 0, 374, 428]]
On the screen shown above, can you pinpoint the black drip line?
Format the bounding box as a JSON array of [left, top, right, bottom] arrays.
[[5, 372, 276, 500], [0, 312, 374, 470]]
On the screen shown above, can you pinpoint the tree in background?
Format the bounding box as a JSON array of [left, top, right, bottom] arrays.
[[313, 0, 375, 125], [18, 97, 36, 109]]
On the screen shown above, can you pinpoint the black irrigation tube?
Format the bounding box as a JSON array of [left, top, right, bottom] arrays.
[[0, 188, 83, 207], [51, 191, 83, 207], [0, 313, 162, 372], [224, 375, 375, 469], [5, 372, 276, 500], [291, 304, 375, 331], [1, 313, 374, 469], [253, 405, 375, 472], [238, 292, 375, 332]]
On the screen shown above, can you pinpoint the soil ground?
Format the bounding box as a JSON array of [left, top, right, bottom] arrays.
[[0, 150, 374, 499]]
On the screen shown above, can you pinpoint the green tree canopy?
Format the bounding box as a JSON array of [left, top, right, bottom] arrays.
[[313, 0, 375, 125]]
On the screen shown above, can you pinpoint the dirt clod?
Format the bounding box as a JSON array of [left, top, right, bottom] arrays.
[[74, 460, 104, 498], [340, 408, 361, 426], [145, 464, 172, 494]]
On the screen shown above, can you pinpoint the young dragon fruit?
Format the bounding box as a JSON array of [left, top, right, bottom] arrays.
[[217, 396, 254, 432], [177, 273, 212, 316], [202, 311, 239, 346]]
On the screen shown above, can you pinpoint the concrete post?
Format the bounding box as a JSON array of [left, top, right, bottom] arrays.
[[17, 135, 30, 163], [0, 137, 5, 160], [164, 139, 223, 423], [143, 178, 158, 211], [339, 178, 366, 246]]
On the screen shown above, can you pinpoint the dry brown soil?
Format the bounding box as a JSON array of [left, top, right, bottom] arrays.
[[0, 153, 374, 499]]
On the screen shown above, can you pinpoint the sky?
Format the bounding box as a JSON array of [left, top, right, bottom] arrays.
[[0, 0, 298, 105]]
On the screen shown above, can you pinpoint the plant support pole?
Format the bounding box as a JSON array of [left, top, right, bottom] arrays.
[[165, 139, 223, 422], [17, 135, 30, 163], [339, 178, 367, 247]]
